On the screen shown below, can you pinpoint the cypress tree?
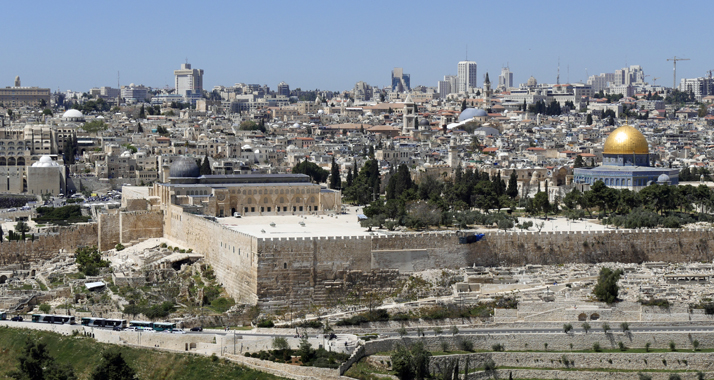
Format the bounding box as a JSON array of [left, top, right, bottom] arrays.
[[507, 171, 518, 199], [200, 155, 212, 175], [329, 157, 341, 190], [346, 169, 353, 188]]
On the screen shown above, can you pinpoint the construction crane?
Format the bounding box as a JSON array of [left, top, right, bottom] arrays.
[[652, 77, 661, 85], [667, 56, 690, 89]]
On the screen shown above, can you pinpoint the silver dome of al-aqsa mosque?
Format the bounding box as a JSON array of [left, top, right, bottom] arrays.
[[169, 157, 200, 178]]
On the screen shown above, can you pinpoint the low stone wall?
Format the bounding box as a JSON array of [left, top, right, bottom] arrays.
[[370, 351, 714, 372], [224, 353, 343, 380], [363, 331, 714, 355], [476, 369, 709, 380], [0, 223, 98, 265]]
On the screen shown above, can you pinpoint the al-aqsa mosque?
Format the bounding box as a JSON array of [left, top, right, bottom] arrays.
[[573, 124, 679, 191]]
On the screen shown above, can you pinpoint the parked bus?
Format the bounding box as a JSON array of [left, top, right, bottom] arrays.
[[81, 317, 105, 327], [31, 314, 75, 324], [152, 322, 176, 331], [0, 311, 6, 320], [129, 321, 153, 330], [104, 319, 127, 328], [81, 318, 128, 328]]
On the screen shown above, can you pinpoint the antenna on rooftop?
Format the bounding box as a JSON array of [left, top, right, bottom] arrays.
[[465, 45, 468, 61], [567, 65, 569, 84], [557, 57, 560, 85]]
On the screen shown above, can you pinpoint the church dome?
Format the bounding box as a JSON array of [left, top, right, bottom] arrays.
[[458, 108, 488, 121], [169, 157, 200, 178], [603, 125, 649, 155], [419, 118, 430, 126]]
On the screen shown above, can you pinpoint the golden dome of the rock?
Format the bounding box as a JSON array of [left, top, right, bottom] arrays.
[[602, 125, 649, 155]]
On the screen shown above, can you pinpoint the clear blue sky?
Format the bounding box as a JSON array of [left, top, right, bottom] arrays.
[[2, 0, 712, 92]]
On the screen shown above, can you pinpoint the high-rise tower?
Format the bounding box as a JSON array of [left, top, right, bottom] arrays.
[[174, 63, 204, 97], [457, 61, 477, 92]]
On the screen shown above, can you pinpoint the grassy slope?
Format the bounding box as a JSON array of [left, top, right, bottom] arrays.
[[0, 328, 286, 380]]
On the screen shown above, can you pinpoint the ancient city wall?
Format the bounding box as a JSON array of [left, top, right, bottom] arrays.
[[158, 206, 714, 307], [165, 206, 258, 304], [255, 235, 400, 309], [0, 223, 97, 266], [371, 228, 714, 269], [98, 211, 164, 251]]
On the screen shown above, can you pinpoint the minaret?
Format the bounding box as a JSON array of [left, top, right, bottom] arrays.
[[448, 137, 459, 168], [14, 76, 20, 87], [483, 73, 492, 107]]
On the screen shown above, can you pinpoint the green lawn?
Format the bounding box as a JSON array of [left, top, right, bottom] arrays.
[[0, 328, 287, 380]]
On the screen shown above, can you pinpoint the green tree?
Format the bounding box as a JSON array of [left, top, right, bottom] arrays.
[[593, 267, 623, 303], [82, 120, 108, 133], [75, 246, 109, 276], [586, 113, 593, 125], [532, 191, 550, 216], [297, 338, 313, 364], [292, 159, 329, 184], [90, 350, 136, 380], [10, 340, 76, 380], [200, 155, 212, 175], [329, 157, 341, 190], [15, 221, 30, 241], [573, 155, 585, 168], [138, 105, 145, 119], [506, 170, 518, 199]]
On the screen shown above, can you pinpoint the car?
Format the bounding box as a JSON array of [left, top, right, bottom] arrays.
[[124, 327, 137, 332], [190, 327, 203, 332], [10, 316, 23, 322], [171, 329, 186, 334], [112, 326, 123, 331]]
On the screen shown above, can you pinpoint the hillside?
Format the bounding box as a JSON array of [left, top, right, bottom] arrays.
[[0, 328, 286, 380]]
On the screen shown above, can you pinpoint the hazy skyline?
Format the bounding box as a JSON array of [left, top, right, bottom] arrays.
[[2, 0, 712, 92]]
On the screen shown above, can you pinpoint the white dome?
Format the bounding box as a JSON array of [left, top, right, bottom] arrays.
[[317, 110, 324, 114], [292, 123, 300, 128], [120, 151, 132, 158], [32, 155, 59, 167], [62, 109, 83, 118]]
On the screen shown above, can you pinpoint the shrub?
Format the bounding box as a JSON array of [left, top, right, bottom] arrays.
[[638, 373, 652, 380], [440, 341, 449, 352], [620, 322, 630, 332], [272, 337, 289, 351], [581, 322, 591, 333], [602, 323, 611, 333], [450, 325, 459, 335], [397, 327, 408, 337], [563, 323, 573, 333], [692, 339, 700, 351], [618, 341, 627, 351], [433, 326, 443, 335], [669, 341, 676, 351], [39, 303, 51, 313], [115, 243, 125, 251], [669, 374, 682, 380], [645, 342, 651, 352], [257, 319, 274, 328], [592, 342, 602, 352], [458, 339, 474, 352], [492, 343, 504, 352]]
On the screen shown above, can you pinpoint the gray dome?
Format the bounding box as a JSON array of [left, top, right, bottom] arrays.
[[419, 118, 429, 126], [169, 157, 200, 178], [657, 174, 670, 183], [458, 108, 488, 122]]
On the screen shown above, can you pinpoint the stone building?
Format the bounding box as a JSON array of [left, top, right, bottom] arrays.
[[149, 158, 341, 217]]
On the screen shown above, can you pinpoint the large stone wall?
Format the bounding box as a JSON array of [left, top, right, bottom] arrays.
[[165, 206, 258, 304], [0, 223, 97, 266], [98, 211, 163, 251], [156, 207, 714, 307]]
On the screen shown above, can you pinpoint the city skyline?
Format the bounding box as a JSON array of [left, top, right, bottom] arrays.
[[2, 0, 712, 92]]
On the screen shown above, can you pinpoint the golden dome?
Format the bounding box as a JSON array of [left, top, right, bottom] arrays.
[[602, 125, 649, 155]]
